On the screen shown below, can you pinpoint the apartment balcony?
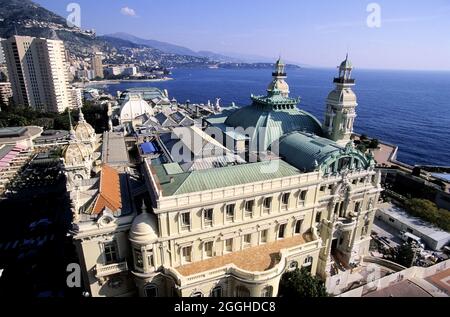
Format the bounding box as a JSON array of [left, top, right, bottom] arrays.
[[335, 218, 357, 232], [95, 261, 128, 279], [167, 232, 322, 286]]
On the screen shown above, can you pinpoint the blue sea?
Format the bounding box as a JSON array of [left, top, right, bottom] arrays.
[[100, 67, 450, 166]]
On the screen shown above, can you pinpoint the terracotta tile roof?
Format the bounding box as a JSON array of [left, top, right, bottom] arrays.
[[92, 164, 122, 214], [176, 233, 312, 276]]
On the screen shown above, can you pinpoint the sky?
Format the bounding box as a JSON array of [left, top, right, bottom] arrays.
[[34, 0, 450, 70]]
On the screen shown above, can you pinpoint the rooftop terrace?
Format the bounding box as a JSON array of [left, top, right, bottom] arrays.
[[176, 233, 313, 276]]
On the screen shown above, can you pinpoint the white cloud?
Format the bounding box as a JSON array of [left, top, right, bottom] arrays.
[[120, 7, 137, 17]]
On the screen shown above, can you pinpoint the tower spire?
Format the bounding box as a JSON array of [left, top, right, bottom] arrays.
[[68, 108, 76, 140], [78, 106, 85, 123], [323, 55, 358, 146]]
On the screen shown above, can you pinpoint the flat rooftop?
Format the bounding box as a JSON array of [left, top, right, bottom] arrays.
[[377, 204, 450, 243], [102, 132, 129, 166], [425, 268, 450, 295], [176, 233, 312, 276], [364, 279, 433, 297], [0, 126, 42, 143], [0, 127, 27, 138]]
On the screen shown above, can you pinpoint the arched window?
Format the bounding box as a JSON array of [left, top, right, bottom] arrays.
[[303, 256, 313, 272], [190, 291, 203, 297], [304, 256, 313, 266], [289, 261, 298, 270], [144, 284, 158, 297], [211, 285, 223, 297], [134, 249, 143, 270], [236, 285, 250, 297], [260, 286, 273, 297]]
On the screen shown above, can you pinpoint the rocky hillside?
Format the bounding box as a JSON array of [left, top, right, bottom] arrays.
[[0, 0, 210, 66]]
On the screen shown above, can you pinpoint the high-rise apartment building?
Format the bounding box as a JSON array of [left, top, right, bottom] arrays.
[[0, 82, 12, 106], [91, 52, 104, 79], [2, 35, 72, 113]]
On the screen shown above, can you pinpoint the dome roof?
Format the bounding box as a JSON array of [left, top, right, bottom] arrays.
[[63, 142, 91, 165], [267, 79, 290, 95], [225, 105, 323, 151], [120, 94, 154, 122], [129, 211, 159, 245], [327, 89, 357, 103], [74, 108, 95, 142], [74, 122, 95, 141]]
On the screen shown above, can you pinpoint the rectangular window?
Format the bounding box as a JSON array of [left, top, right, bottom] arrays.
[[104, 242, 118, 264], [281, 193, 290, 210], [226, 204, 235, 222], [244, 200, 254, 217], [316, 211, 322, 223], [182, 246, 192, 263], [295, 220, 303, 234], [263, 197, 272, 213], [225, 238, 233, 252], [148, 253, 154, 267], [354, 201, 361, 213], [361, 225, 369, 238], [204, 241, 213, 258], [204, 208, 213, 227], [298, 190, 307, 205], [134, 249, 143, 269], [180, 212, 190, 231], [320, 186, 326, 192], [278, 224, 286, 239], [260, 229, 268, 243], [244, 234, 251, 247]]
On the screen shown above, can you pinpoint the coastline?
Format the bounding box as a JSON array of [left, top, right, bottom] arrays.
[[75, 77, 173, 88]]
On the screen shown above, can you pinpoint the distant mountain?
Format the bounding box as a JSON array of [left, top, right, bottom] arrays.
[[107, 32, 245, 63], [106, 32, 199, 57], [105, 33, 304, 65], [0, 0, 302, 68], [0, 0, 211, 67]]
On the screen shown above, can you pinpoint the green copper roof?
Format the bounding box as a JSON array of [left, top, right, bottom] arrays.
[[278, 132, 342, 172], [153, 160, 300, 196], [278, 132, 374, 172], [224, 105, 323, 150]]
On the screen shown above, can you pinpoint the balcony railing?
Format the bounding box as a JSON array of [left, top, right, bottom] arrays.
[[95, 261, 128, 278], [167, 237, 322, 286]]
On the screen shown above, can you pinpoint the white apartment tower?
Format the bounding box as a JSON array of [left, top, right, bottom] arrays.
[[2, 35, 72, 113], [91, 52, 104, 79]]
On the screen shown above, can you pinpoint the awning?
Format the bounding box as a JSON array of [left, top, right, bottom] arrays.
[[140, 142, 157, 155]]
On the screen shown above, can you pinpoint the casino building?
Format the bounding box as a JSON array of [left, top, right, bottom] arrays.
[[70, 56, 382, 297]]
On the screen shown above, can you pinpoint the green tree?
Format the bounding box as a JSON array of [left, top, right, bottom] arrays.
[[8, 114, 29, 126], [368, 138, 379, 149], [357, 143, 367, 153], [404, 198, 450, 231], [392, 243, 416, 267], [278, 267, 328, 297]]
